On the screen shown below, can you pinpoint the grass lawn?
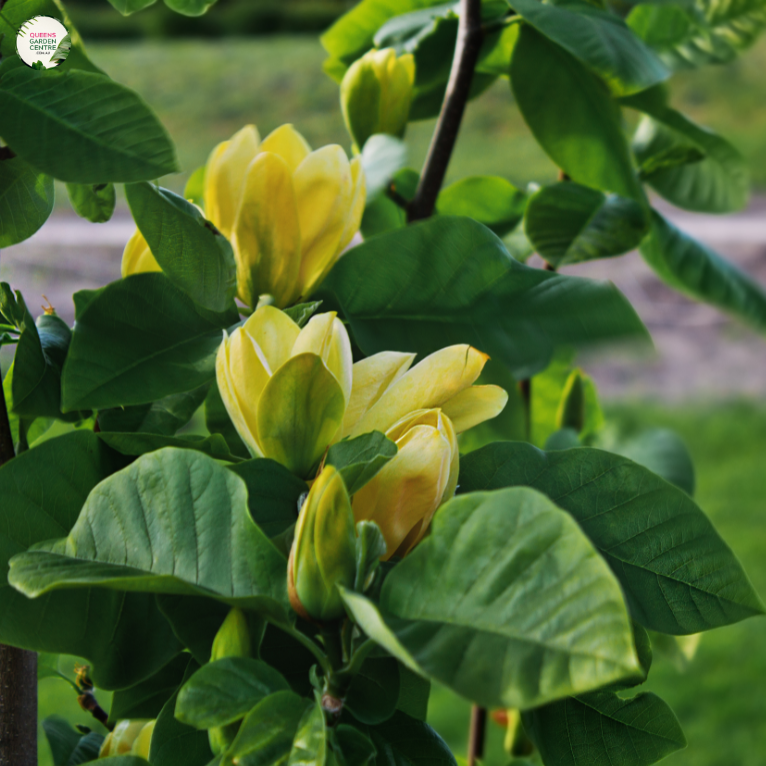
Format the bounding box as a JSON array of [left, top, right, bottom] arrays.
[[37, 403, 766, 766], [65, 33, 766, 212]]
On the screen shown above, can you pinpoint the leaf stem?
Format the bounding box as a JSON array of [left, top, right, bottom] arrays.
[[407, 0, 484, 222]]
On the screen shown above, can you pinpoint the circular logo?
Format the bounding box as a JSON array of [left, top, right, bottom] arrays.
[[16, 15, 70, 70]]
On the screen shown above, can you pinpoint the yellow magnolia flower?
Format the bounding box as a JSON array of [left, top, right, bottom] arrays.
[[341, 48, 416, 150], [216, 305, 352, 478], [99, 720, 153, 758], [121, 124, 365, 309], [343, 345, 508, 559]]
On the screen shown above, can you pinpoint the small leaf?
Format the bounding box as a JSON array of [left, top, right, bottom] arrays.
[[66, 182, 116, 223], [284, 301, 323, 329], [184, 165, 206, 208], [0, 156, 54, 246], [361, 134, 408, 200], [326, 431, 398, 496], [354, 521, 387, 592], [42, 715, 103, 766], [96, 431, 243, 463], [288, 696, 327, 766], [345, 657, 400, 725], [370, 711, 456, 766]]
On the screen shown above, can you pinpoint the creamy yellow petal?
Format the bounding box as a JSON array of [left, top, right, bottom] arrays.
[[294, 145, 352, 298], [337, 156, 366, 254], [341, 351, 415, 438], [292, 312, 353, 404], [215, 333, 263, 458], [121, 229, 161, 278], [260, 124, 312, 173], [256, 352, 346, 478], [441, 385, 509, 433], [233, 152, 302, 308], [352, 424, 451, 560], [349, 345, 490, 437], [241, 305, 301, 375], [204, 125, 260, 238]]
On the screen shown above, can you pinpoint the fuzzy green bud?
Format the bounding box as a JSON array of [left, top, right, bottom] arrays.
[[341, 48, 415, 151], [288, 465, 357, 622]]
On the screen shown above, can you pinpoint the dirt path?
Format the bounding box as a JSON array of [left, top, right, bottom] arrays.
[[2, 202, 765, 401]]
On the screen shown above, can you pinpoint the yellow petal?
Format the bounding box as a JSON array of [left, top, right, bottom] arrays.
[[260, 124, 312, 173], [341, 351, 415, 438], [256, 352, 347, 478], [121, 229, 161, 278], [291, 312, 353, 404], [215, 330, 266, 457], [352, 423, 452, 560], [294, 145, 352, 298], [441, 385, 509, 433], [349, 345, 490, 437], [241, 305, 301, 375], [338, 156, 366, 254], [204, 125, 260, 238], [233, 152, 302, 308]]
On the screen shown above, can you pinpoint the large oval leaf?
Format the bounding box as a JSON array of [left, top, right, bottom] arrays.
[[342, 486, 639, 709], [8, 448, 291, 622], [320, 216, 648, 379], [458, 442, 764, 634], [510, 0, 668, 96], [640, 210, 766, 334], [0, 156, 54, 247], [126, 183, 237, 313], [61, 273, 237, 412], [510, 26, 642, 201], [0, 431, 181, 688], [0, 67, 177, 183]]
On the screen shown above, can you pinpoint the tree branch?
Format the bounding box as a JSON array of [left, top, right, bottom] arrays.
[[407, 0, 484, 222], [0, 366, 37, 766], [467, 704, 487, 766]]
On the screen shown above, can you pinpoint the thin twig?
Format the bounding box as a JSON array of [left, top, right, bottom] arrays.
[[407, 0, 484, 222], [467, 705, 487, 766]]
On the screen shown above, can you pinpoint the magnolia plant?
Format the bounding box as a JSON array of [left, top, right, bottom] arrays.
[[1, 0, 766, 766]]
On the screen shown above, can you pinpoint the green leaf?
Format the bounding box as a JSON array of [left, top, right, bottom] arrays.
[[0, 68, 177, 183], [107, 0, 158, 15], [345, 657, 400, 725], [284, 301, 323, 329], [222, 690, 310, 766], [333, 725, 377, 766], [458, 442, 765, 634], [510, 26, 642, 201], [0, 431, 181, 689], [110, 653, 189, 723], [436, 176, 526, 237], [524, 690, 686, 766], [151, 658, 213, 766], [98, 384, 210, 436], [8, 448, 291, 622], [342, 486, 639, 709], [370, 710, 456, 766], [396, 665, 430, 721], [320, 216, 648, 379], [96, 431, 243, 463], [228, 458, 307, 539], [524, 182, 647, 267], [66, 182, 116, 223], [354, 521, 387, 592], [510, 0, 668, 95], [176, 658, 290, 729], [164, 0, 218, 16], [126, 183, 237, 313], [288, 696, 327, 766], [326, 431, 398, 496], [204, 380, 250, 458], [42, 715, 104, 766], [361, 135, 408, 200], [61, 273, 237, 412], [49, 33, 71, 64], [640, 210, 766, 334], [157, 595, 231, 666], [0, 156, 54, 246], [622, 87, 748, 213]]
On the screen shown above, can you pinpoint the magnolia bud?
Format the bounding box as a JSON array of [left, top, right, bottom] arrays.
[[341, 48, 415, 150], [131, 720, 155, 758], [288, 466, 357, 622], [99, 720, 150, 757]]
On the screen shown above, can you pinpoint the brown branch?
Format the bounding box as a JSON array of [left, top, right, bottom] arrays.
[[467, 705, 487, 766], [407, 0, 484, 222]]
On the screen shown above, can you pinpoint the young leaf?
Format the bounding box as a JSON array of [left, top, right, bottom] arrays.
[[164, 0, 219, 16], [8, 448, 291, 623], [342, 486, 640, 709], [0, 431, 181, 689], [524, 182, 648, 267], [126, 183, 237, 313], [66, 182, 116, 223], [0, 68, 177, 183], [42, 715, 104, 766], [107, 0, 158, 16], [640, 211, 766, 334], [458, 442, 765, 634], [320, 216, 648, 379], [0, 156, 54, 246], [510, 26, 642, 201], [176, 658, 290, 729], [61, 273, 237, 412], [369, 710, 456, 766], [288, 696, 327, 766], [345, 657, 400, 725], [326, 431, 398, 495], [96, 431, 243, 463]]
